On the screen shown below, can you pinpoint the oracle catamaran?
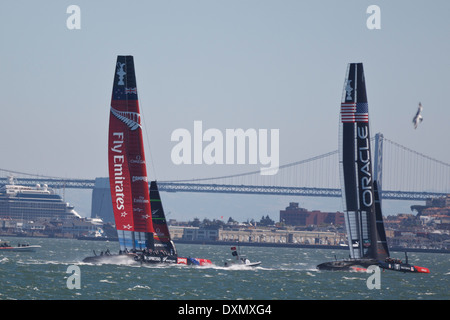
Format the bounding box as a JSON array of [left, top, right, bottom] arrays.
[[317, 63, 429, 273], [83, 56, 211, 266]]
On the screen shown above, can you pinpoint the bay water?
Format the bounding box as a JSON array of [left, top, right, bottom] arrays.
[[0, 237, 448, 300]]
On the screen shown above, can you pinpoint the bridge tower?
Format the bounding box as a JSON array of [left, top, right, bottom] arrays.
[[374, 132, 383, 197], [91, 177, 114, 223]]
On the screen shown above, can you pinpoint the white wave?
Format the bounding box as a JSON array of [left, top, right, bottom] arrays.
[[99, 279, 117, 284], [127, 285, 151, 291], [342, 276, 363, 280]]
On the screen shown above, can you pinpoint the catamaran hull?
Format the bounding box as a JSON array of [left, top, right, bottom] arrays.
[[378, 261, 429, 273], [317, 259, 430, 273], [82, 254, 136, 264], [224, 261, 262, 267], [316, 259, 377, 272], [82, 254, 212, 266]]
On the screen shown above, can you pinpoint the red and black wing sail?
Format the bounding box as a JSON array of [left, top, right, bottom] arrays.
[[108, 55, 154, 250]]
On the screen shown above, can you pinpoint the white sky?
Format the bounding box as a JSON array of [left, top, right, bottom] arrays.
[[1, 1, 449, 220]]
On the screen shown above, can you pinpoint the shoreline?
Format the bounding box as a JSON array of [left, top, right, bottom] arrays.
[[172, 239, 450, 254], [2, 233, 448, 254]]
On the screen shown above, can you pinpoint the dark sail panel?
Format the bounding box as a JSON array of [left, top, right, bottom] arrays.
[[340, 63, 358, 212], [373, 181, 389, 260], [150, 181, 177, 255], [354, 63, 374, 258]]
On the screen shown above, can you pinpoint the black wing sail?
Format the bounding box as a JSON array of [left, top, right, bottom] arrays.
[[340, 63, 363, 259], [340, 63, 378, 259]]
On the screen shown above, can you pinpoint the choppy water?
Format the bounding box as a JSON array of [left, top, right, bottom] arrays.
[[0, 237, 448, 300]]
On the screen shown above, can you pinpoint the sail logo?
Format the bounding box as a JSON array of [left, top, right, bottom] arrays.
[[134, 196, 149, 204], [130, 156, 145, 164], [111, 107, 142, 131], [116, 62, 126, 85], [154, 228, 165, 236], [125, 87, 137, 94], [357, 126, 373, 208], [171, 121, 279, 175], [345, 80, 353, 100], [111, 132, 126, 211], [132, 176, 148, 183]]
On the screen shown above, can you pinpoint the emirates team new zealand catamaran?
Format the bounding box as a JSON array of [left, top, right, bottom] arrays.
[[317, 63, 429, 273], [83, 56, 211, 266]]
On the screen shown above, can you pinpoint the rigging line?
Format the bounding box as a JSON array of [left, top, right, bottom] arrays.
[[161, 149, 340, 183], [138, 80, 158, 182], [383, 137, 450, 167]]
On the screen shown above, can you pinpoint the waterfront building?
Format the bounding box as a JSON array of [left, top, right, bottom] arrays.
[[180, 227, 219, 241], [279, 202, 344, 226]]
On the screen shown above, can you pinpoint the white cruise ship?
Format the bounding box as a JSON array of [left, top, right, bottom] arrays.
[[0, 176, 81, 221]]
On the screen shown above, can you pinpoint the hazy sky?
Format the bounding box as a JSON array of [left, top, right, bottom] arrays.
[[1, 1, 449, 220]]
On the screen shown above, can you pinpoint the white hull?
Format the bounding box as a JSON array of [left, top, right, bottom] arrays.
[[224, 259, 261, 267], [0, 245, 41, 252]]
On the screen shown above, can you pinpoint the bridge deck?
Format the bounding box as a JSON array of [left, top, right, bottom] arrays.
[[0, 178, 446, 200]]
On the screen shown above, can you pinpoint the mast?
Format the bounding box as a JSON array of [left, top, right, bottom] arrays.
[[108, 56, 154, 251]]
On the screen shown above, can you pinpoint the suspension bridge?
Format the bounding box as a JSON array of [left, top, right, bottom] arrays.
[[1, 134, 449, 201]]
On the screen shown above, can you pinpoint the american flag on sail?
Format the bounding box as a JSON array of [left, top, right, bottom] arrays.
[[341, 102, 356, 123], [355, 102, 369, 122], [341, 102, 369, 123]]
